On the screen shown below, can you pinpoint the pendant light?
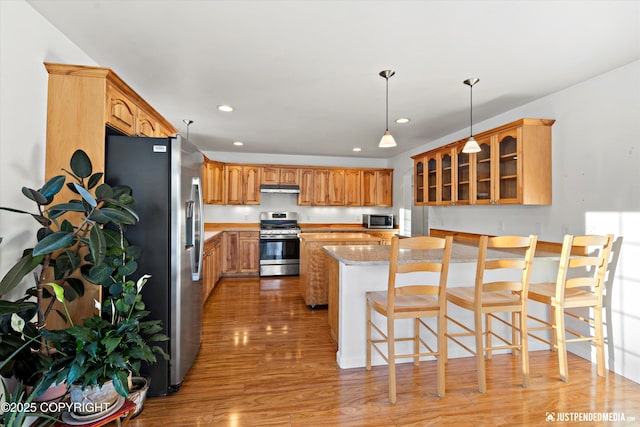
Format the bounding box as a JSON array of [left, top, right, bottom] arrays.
[[462, 78, 481, 153], [378, 70, 397, 148]]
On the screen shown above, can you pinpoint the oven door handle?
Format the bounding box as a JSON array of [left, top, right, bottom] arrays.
[[259, 235, 300, 240]]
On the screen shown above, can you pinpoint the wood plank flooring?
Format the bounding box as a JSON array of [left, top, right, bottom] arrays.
[[129, 277, 640, 426]]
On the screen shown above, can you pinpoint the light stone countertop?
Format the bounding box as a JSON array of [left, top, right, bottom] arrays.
[[323, 243, 559, 265], [299, 232, 383, 241]]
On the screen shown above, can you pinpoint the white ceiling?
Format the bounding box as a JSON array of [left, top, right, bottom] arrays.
[[27, 0, 640, 159]]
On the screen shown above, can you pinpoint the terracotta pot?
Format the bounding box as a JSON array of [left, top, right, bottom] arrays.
[[69, 380, 119, 415]]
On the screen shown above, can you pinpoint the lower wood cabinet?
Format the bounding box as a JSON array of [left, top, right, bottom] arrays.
[[222, 231, 259, 276], [203, 233, 222, 303]]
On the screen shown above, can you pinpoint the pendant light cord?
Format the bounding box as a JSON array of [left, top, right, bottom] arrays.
[[385, 76, 389, 132], [469, 83, 473, 136]]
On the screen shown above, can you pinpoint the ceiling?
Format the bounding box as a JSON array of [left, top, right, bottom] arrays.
[[27, 1, 640, 159]]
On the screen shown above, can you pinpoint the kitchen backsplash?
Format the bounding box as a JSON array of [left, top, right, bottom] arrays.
[[203, 192, 393, 224]]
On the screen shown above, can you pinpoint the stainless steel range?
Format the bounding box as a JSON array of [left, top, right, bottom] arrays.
[[259, 212, 300, 276]]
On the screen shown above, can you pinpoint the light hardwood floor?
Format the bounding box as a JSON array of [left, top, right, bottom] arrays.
[[129, 277, 640, 426]]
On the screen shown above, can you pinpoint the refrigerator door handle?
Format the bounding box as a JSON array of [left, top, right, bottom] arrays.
[[185, 200, 195, 249], [190, 177, 204, 281]]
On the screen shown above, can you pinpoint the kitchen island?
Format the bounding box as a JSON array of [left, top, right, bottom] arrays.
[[324, 243, 560, 369]]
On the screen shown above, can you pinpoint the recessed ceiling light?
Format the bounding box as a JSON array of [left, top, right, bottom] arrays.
[[233, 141, 244, 146], [218, 105, 234, 112], [395, 117, 410, 124], [353, 147, 362, 152]]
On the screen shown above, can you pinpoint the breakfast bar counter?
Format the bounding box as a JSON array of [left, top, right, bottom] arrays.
[[323, 243, 560, 369]]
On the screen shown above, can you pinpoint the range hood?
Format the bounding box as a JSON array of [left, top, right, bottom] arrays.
[[260, 184, 300, 194]]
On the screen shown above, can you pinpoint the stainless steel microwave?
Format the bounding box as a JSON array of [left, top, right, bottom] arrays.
[[362, 214, 394, 229]]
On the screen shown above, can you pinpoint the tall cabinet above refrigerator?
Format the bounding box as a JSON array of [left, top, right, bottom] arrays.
[[105, 134, 203, 396]]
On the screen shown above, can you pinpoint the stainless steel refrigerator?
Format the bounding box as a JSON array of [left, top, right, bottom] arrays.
[[105, 134, 204, 396]]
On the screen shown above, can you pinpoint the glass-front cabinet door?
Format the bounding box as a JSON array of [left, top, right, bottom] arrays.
[[414, 158, 424, 205], [496, 127, 520, 203], [456, 146, 471, 205], [439, 150, 453, 205], [474, 136, 493, 204], [426, 155, 438, 205]]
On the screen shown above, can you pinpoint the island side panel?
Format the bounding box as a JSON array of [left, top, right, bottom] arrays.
[[328, 255, 340, 343]]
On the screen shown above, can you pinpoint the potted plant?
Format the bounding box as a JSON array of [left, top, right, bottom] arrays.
[[1, 149, 167, 418], [0, 149, 108, 405], [41, 276, 168, 415]]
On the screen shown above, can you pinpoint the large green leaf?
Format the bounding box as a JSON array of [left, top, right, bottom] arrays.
[[117, 260, 137, 276], [84, 263, 113, 285], [70, 149, 92, 179], [40, 175, 66, 198], [103, 336, 122, 355], [103, 198, 139, 222], [47, 202, 86, 220], [73, 182, 97, 208], [98, 208, 137, 225], [0, 252, 43, 297], [65, 277, 85, 297], [88, 225, 106, 265], [21, 187, 48, 205], [33, 232, 75, 256], [67, 362, 86, 385], [0, 300, 38, 316], [95, 183, 113, 200], [112, 369, 129, 397], [87, 172, 104, 190]]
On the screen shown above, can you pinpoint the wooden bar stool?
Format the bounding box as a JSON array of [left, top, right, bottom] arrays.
[[527, 234, 614, 382], [366, 235, 453, 403], [445, 235, 537, 393]]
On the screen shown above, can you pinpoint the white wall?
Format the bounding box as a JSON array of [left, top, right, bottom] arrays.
[[0, 0, 97, 300], [388, 60, 640, 384], [202, 151, 392, 224]]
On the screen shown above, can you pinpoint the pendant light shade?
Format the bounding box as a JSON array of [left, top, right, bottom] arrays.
[[462, 78, 481, 153], [378, 70, 397, 148], [379, 130, 397, 148]]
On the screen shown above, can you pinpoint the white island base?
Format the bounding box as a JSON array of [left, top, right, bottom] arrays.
[[324, 244, 561, 369]]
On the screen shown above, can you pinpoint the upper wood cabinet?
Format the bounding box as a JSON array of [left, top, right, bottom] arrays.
[[313, 169, 330, 205], [344, 169, 362, 206], [363, 169, 393, 207], [412, 118, 554, 206], [105, 81, 171, 138], [313, 169, 349, 205], [205, 160, 393, 207], [106, 84, 136, 135], [298, 168, 314, 206], [376, 169, 393, 207], [203, 158, 225, 204], [225, 164, 261, 205], [243, 166, 261, 205], [261, 166, 299, 185]]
